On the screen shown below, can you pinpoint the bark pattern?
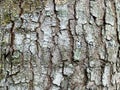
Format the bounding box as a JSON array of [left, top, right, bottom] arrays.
[[0, 0, 120, 90]]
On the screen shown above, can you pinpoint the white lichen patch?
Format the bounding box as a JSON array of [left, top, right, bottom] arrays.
[[74, 49, 81, 61], [53, 72, 63, 86]]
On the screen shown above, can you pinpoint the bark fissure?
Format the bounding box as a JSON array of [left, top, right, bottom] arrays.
[[18, 0, 24, 28], [67, 19, 74, 62]]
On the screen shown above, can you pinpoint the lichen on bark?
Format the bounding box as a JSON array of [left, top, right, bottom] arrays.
[[0, 0, 120, 90]]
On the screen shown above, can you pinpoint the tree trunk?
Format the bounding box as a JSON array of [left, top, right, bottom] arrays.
[[0, 0, 120, 90]]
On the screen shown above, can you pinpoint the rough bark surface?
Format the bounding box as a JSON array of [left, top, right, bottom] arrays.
[[0, 0, 120, 90]]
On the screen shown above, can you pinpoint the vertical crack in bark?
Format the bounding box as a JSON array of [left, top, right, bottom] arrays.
[[99, 26, 104, 43], [102, 0, 108, 62], [45, 48, 53, 90], [82, 24, 89, 87], [10, 20, 15, 53], [9, 20, 15, 73], [18, 0, 24, 28], [53, 0, 57, 18], [117, 46, 120, 59], [35, 11, 43, 59], [28, 53, 34, 90], [0, 34, 4, 77], [73, 0, 77, 21], [28, 47, 34, 90], [3, 19, 15, 89], [111, 0, 120, 44], [104, 43, 108, 61], [84, 67, 88, 88], [103, 0, 106, 35], [68, 0, 78, 63], [67, 0, 77, 62], [82, 24, 89, 64], [53, 0, 61, 34], [67, 19, 74, 62], [111, 0, 120, 73], [73, 0, 78, 38], [19, 0, 24, 17], [52, 0, 61, 48], [21, 52, 24, 67]]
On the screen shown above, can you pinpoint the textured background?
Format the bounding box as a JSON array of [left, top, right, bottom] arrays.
[[0, 0, 120, 90]]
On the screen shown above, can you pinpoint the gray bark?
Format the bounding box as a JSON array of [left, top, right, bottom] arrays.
[[0, 0, 120, 90]]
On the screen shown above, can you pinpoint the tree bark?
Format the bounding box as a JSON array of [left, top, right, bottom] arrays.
[[0, 0, 120, 90]]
